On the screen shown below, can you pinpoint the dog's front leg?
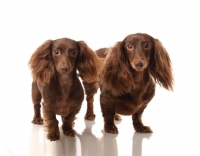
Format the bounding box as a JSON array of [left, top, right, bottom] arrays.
[[62, 108, 81, 137], [132, 105, 152, 133], [100, 102, 118, 134], [43, 104, 60, 141]]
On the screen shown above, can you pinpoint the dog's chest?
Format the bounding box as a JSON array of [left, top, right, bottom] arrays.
[[47, 81, 84, 115], [53, 99, 70, 115], [53, 97, 82, 116], [49, 91, 82, 116]]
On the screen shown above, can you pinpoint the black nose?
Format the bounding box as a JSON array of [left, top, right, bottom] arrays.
[[61, 67, 68, 72], [135, 61, 144, 68]]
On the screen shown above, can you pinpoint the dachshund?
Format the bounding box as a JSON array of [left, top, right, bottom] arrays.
[[96, 33, 173, 134], [28, 38, 100, 141]]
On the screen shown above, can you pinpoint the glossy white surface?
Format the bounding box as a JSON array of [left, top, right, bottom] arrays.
[[1, 0, 200, 156], [1, 87, 200, 156]]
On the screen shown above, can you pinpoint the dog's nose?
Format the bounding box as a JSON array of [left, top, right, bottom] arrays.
[[61, 67, 68, 72], [135, 61, 144, 68]]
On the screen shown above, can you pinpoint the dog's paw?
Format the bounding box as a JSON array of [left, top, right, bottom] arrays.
[[84, 114, 96, 121], [32, 117, 43, 125], [104, 125, 118, 134], [114, 114, 122, 121], [63, 129, 76, 137], [47, 132, 60, 141], [134, 126, 153, 133]]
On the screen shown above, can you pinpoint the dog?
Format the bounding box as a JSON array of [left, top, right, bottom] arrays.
[[96, 33, 173, 134], [28, 38, 99, 141]]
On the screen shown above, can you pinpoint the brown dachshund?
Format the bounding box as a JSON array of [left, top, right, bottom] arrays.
[[29, 38, 100, 141], [96, 33, 173, 134]]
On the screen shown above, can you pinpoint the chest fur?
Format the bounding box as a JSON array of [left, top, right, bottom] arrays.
[[42, 79, 84, 115]]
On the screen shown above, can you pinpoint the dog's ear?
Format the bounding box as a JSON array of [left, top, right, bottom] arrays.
[[101, 42, 135, 96], [28, 40, 54, 86], [149, 39, 174, 91], [77, 41, 100, 83]]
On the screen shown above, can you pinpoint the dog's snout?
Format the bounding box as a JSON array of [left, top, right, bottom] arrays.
[[61, 67, 68, 72], [135, 61, 144, 68]]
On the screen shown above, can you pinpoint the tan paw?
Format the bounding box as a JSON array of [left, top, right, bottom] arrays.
[[105, 125, 118, 134], [47, 132, 60, 141], [63, 129, 76, 137], [84, 114, 96, 121], [114, 114, 122, 121], [32, 117, 43, 125], [134, 126, 153, 133]]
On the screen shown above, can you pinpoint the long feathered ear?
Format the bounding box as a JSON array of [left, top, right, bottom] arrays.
[[77, 41, 100, 83], [149, 39, 174, 91], [28, 40, 54, 86], [101, 42, 135, 96]]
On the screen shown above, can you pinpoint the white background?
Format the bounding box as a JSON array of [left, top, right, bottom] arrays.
[[0, 0, 200, 156]]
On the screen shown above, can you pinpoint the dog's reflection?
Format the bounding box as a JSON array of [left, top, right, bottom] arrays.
[[102, 132, 118, 156], [60, 131, 80, 156], [29, 123, 81, 156], [132, 132, 152, 156], [29, 121, 151, 156], [44, 139, 63, 156], [29, 124, 45, 156], [29, 124, 63, 156], [77, 120, 102, 156]]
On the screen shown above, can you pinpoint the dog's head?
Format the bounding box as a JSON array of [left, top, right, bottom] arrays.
[[51, 38, 79, 75], [29, 38, 99, 85], [101, 33, 173, 96], [122, 33, 153, 71]]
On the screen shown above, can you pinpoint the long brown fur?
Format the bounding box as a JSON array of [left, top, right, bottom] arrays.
[[29, 40, 54, 86], [96, 33, 173, 134], [28, 38, 100, 141]]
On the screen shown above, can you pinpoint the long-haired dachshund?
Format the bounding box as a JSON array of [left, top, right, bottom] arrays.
[[28, 38, 99, 141], [96, 33, 173, 134]]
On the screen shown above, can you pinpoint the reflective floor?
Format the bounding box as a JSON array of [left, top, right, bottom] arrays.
[[1, 0, 200, 156], [1, 86, 200, 156]]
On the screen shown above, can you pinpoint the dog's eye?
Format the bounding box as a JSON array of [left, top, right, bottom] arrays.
[[70, 50, 77, 56], [53, 50, 60, 55], [144, 42, 151, 49], [127, 44, 133, 50]]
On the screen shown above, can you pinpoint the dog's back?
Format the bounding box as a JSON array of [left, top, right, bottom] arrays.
[[95, 48, 109, 58]]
